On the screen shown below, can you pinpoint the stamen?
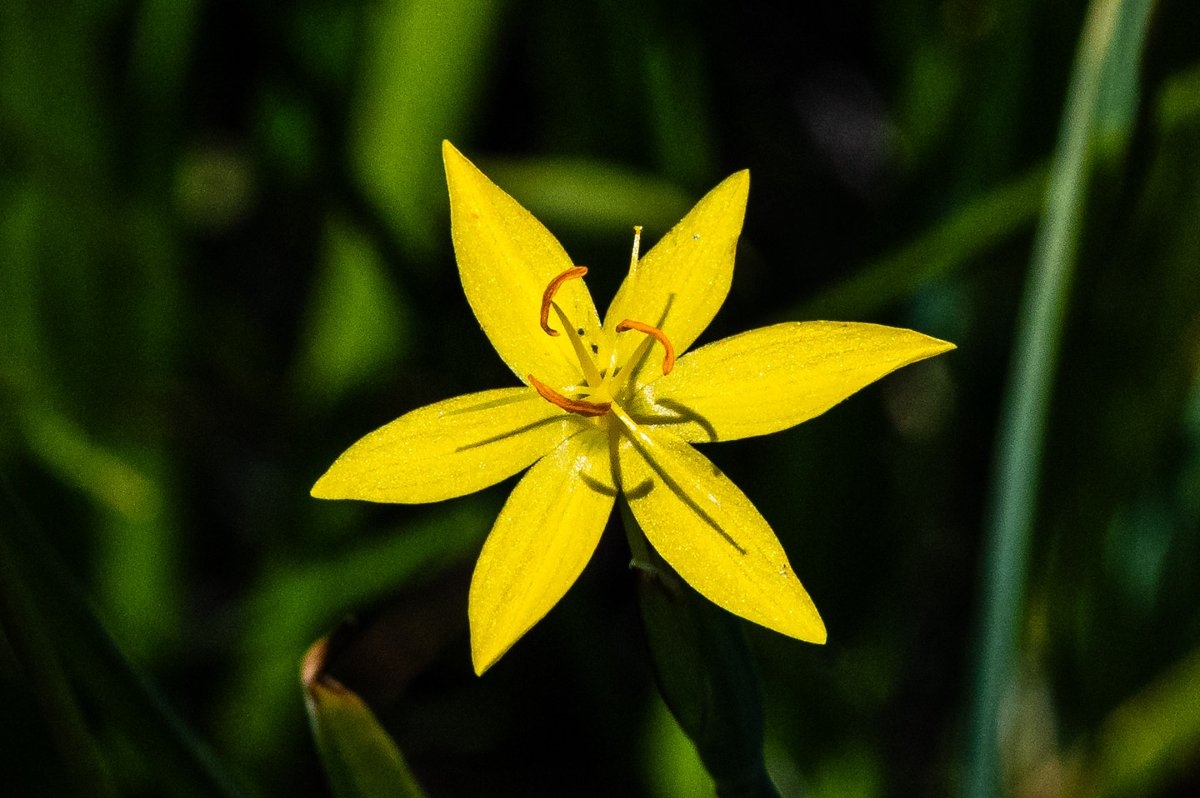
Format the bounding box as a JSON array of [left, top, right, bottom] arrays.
[[629, 226, 643, 272], [528, 374, 611, 417], [616, 319, 676, 375], [540, 266, 588, 336]]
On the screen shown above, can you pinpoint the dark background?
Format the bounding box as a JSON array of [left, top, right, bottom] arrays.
[[2, 0, 1199, 795]]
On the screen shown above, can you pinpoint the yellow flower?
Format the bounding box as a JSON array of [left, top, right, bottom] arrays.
[[312, 141, 955, 675]]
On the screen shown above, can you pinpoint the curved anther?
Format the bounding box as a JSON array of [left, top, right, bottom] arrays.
[[528, 374, 611, 417], [616, 319, 676, 375], [539, 266, 589, 336]]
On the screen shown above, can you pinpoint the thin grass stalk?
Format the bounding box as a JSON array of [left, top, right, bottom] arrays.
[[965, 0, 1156, 794]]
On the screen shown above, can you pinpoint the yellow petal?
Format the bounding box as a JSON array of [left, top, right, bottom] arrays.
[[469, 430, 615, 674], [603, 170, 748, 372], [443, 141, 604, 386], [617, 421, 825, 643], [637, 321, 955, 442], [311, 388, 580, 503]]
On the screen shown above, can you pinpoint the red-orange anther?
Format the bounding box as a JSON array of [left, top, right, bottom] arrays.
[[527, 374, 611, 417], [539, 266, 589, 336], [616, 319, 676, 375]]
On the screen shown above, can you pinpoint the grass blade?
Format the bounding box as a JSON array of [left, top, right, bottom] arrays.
[[790, 166, 1046, 320], [964, 0, 1156, 794]]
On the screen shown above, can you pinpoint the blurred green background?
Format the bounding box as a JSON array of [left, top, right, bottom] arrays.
[[2, 0, 1199, 795]]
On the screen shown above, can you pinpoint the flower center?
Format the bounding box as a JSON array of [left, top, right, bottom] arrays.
[[528, 231, 674, 418]]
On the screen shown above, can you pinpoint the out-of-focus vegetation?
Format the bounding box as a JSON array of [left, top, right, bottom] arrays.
[[2, 0, 1199, 795]]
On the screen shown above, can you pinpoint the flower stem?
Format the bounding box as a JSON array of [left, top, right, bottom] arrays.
[[621, 501, 781, 798]]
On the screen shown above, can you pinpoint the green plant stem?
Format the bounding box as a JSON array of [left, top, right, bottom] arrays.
[[965, 0, 1155, 794]]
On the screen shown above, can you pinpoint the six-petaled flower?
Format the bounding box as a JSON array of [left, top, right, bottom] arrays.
[[312, 141, 955, 675]]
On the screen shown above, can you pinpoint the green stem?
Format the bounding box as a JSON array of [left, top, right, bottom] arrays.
[[965, 0, 1155, 794]]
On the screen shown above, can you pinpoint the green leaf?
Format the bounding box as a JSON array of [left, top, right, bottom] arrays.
[[480, 157, 694, 238], [964, 0, 1157, 795], [303, 638, 426, 798], [293, 214, 410, 410], [1067, 645, 1200, 797], [220, 504, 488, 765], [351, 0, 504, 257], [790, 166, 1046, 321], [640, 28, 716, 188]]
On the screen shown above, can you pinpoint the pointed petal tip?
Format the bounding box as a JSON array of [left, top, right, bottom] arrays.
[[780, 601, 827, 645], [923, 337, 957, 361], [719, 168, 750, 202], [470, 633, 507, 677], [443, 141, 483, 188], [442, 140, 468, 176], [309, 466, 363, 501], [469, 594, 516, 678], [928, 335, 957, 353], [309, 474, 332, 499], [902, 329, 957, 361], [309, 474, 346, 501]]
